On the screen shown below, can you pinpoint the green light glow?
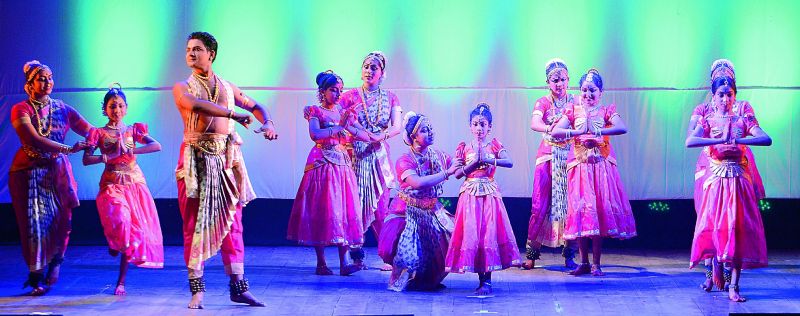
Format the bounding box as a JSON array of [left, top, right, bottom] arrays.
[[508, 0, 608, 88], [188, 0, 294, 87], [402, 0, 496, 87], [621, 0, 713, 91], [71, 0, 173, 89], [70, 0, 174, 118], [300, 1, 396, 87]]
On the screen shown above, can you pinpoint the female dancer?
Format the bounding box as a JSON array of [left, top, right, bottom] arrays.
[[525, 59, 579, 269], [287, 70, 373, 276], [688, 60, 766, 292], [382, 112, 460, 291], [686, 68, 771, 302], [339, 51, 402, 270], [9, 60, 92, 295], [551, 69, 637, 276], [83, 84, 164, 295], [445, 103, 521, 295]]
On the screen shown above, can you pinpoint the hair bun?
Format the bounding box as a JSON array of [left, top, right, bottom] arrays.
[[403, 111, 417, 126], [23, 60, 42, 74]]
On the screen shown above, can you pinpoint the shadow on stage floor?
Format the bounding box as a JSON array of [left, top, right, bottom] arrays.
[[0, 246, 798, 316]]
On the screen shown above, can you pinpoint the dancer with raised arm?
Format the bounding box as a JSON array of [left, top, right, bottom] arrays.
[[173, 31, 277, 309]]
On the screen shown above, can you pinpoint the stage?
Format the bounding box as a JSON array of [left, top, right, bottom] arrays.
[[0, 246, 797, 315]]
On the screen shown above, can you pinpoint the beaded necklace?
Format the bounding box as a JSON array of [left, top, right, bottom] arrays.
[[28, 97, 54, 137], [360, 85, 383, 128], [192, 72, 219, 104]]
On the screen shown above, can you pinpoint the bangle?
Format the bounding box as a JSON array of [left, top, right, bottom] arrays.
[[265, 119, 275, 126], [328, 128, 333, 138], [102, 154, 108, 163], [566, 130, 571, 138], [383, 132, 389, 141], [494, 158, 498, 167], [442, 171, 449, 181], [61, 145, 72, 154], [227, 110, 234, 119]]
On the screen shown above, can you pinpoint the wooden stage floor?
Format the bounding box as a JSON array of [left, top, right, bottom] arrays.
[[0, 246, 798, 315]]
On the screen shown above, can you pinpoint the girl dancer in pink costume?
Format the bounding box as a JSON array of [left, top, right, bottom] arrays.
[[686, 65, 771, 302], [287, 70, 374, 276], [339, 51, 402, 270], [688, 59, 767, 293], [83, 84, 164, 295], [445, 103, 521, 295], [525, 58, 579, 270], [9, 60, 92, 295], [382, 112, 460, 291], [551, 69, 637, 276]]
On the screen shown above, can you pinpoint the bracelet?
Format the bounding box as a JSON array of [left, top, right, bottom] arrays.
[[494, 158, 498, 167], [566, 130, 571, 138], [60, 145, 72, 154], [442, 171, 449, 181], [328, 128, 333, 138], [227, 110, 234, 119], [102, 154, 108, 163], [265, 119, 275, 126], [383, 132, 389, 141]]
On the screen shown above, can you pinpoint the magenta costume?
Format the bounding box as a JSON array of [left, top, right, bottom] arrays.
[[381, 148, 454, 291], [527, 95, 575, 248], [87, 124, 164, 268], [689, 111, 768, 269], [563, 103, 637, 240], [339, 88, 400, 233], [445, 139, 520, 273], [287, 105, 364, 246], [9, 98, 90, 271], [690, 101, 766, 214]]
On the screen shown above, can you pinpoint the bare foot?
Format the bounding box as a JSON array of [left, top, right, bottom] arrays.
[[188, 292, 204, 309], [340, 264, 361, 276], [700, 278, 713, 292], [315, 265, 334, 275], [388, 268, 408, 292], [26, 286, 46, 296], [45, 264, 60, 286], [564, 257, 578, 270], [728, 285, 746, 302], [108, 248, 119, 257], [568, 263, 591, 276], [353, 259, 367, 270], [521, 259, 535, 270], [475, 282, 492, 296], [114, 284, 126, 296], [590, 264, 604, 276], [379, 263, 393, 271], [231, 291, 266, 307]]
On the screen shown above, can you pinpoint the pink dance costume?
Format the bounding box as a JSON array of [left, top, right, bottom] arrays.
[[287, 105, 364, 246], [563, 103, 637, 240], [528, 95, 575, 248], [87, 123, 164, 268], [446, 139, 520, 273], [690, 101, 766, 215], [9, 99, 90, 272], [381, 148, 454, 291], [339, 88, 400, 234], [689, 112, 767, 269]]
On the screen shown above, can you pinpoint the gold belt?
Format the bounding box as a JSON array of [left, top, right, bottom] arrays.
[[22, 145, 57, 159], [398, 192, 438, 210]]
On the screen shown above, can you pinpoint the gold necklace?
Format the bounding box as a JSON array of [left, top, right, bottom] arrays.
[[192, 73, 219, 104], [29, 97, 54, 137], [361, 85, 383, 127]]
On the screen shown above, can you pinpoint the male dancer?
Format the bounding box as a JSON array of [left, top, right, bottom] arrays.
[[173, 31, 278, 309]]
